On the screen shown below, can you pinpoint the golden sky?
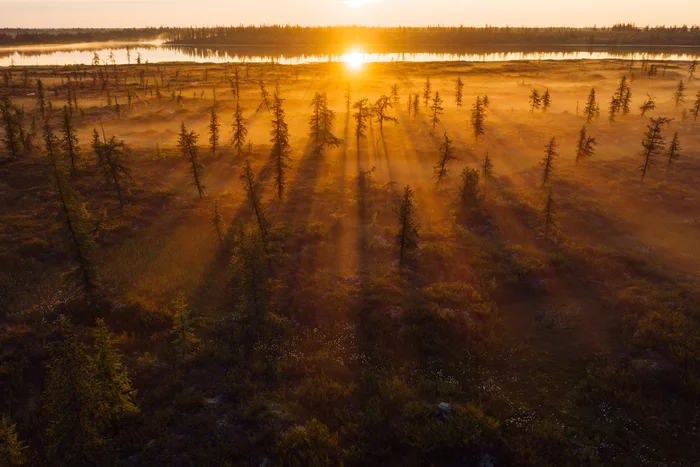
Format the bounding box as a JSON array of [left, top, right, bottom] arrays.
[[2, 0, 699, 28]]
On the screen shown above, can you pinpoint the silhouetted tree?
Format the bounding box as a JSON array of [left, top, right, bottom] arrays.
[[689, 60, 697, 81], [542, 187, 555, 240], [542, 89, 551, 111], [640, 117, 672, 183], [374, 95, 398, 133], [61, 106, 80, 173], [390, 83, 400, 107], [406, 93, 412, 117], [640, 93, 655, 117], [482, 151, 494, 195], [270, 87, 291, 199], [433, 132, 458, 186], [209, 104, 220, 157], [353, 98, 371, 141], [429, 91, 444, 130], [471, 96, 486, 139], [309, 92, 342, 153], [575, 126, 596, 162], [344, 83, 352, 113], [540, 137, 558, 187], [47, 120, 99, 301], [666, 131, 681, 171], [674, 80, 685, 108], [412, 94, 420, 118], [96, 129, 132, 208], [482, 95, 490, 109], [395, 185, 419, 267], [583, 88, 600, 123], [232, 100, 248, 157], [241, 159, 270, 255], [36, 79, 47, 118], [423, 77, 431, 107], [529, 89, 541, 114], [258, 80, 271, 113], [178, 123, 205, 197], [455, 76, 464, 107]]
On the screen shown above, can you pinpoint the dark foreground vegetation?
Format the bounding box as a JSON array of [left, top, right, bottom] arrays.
[[1, 56, 700, 466], [2, 25, 700, 48]]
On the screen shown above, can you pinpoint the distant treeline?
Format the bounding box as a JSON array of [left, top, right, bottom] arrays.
[[2, 25, 700, 48], [0, 28, 174, 46], [169, 25, 700, 47]]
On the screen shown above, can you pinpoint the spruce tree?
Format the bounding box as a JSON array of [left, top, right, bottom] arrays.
[[395, 185, 419, 267], [575, 126, 596, 162], [97, 132, 132, 208], [0, 416, 27, 466], [540, 137, 558, 187], [373, 95, 398, 133], [0, 96, 21, 158], [171, 293, 195, 363], [178, 123, 205, 198], [674, 80, 685, 108], [542, 89, 551, 111], [14, 106, 27, 154], [429, 92, 444, 130], [258, 80, 271, 113], [406, 93, 412, 118], [344, 84, 352, 113], [309, 92, 342, 153], [61, 106, 80, 173], [353, 98, 371, 141], [232, 228, 270, 320], [455, 76, 464, 107], [270, 87, 291, 199], [471, 96, 486, 139], [43, 317, 103, 465], [390, 83, 400, 107], [692, 91, 700, 123], [689, 60, 697, 81], [412, 94, 420, 118], [640, 117, 672, 183], [640, 93, 655, 117], [529, 89, 541, 114], [583, 88, 600, 123], [460, 167, 480, 203], [542, 187, 555, 241], [482, 151, 494, 195], [36, 79, 47, 118], [241, 159, 270, 254], [211, 199, 225, 245], [92, 319, 138, 422], [433, 132, 458, 186], [666, 131, 681, 171], [232, 100, 248, 157], [47, 121, 99, 301], [423, 77, 431, 107], [209, 104, 220, 157]]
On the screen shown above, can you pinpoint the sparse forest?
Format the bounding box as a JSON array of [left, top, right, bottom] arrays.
[[1, 54, 700, 467]]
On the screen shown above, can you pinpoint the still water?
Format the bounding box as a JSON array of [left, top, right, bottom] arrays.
[[1, 42, 699, 67]]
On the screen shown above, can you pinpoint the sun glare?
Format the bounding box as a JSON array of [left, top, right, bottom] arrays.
[[345, 0, 372, 8], [342, 51, 365, 70]]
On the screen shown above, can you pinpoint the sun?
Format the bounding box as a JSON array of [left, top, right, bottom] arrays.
[[342, 52, 365, 71]]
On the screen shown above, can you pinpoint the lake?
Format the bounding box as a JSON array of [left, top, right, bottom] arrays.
[[1, 42, 699, 67]]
